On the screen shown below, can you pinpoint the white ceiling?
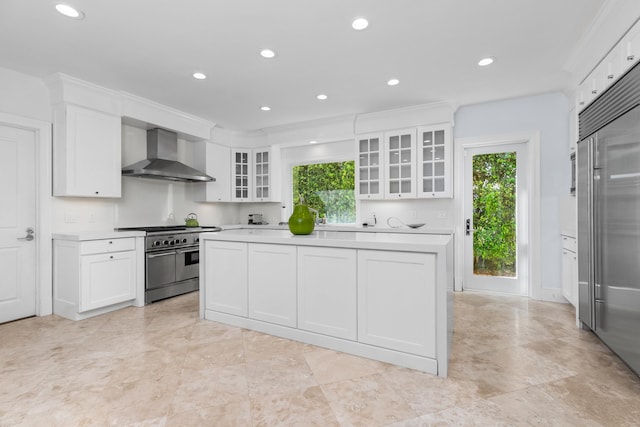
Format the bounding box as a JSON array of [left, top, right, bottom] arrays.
[[0, 0, 605, 132]]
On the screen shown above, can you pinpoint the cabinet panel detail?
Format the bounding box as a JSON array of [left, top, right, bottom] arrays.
[[357, 250, 436, 358], [248, 243, 297, 327], [204, 241, 248, 316], [297, 246, 357, 340]]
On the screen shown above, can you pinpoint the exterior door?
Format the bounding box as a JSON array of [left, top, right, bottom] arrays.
[[463, 142, 528, 295], [0, 125, 37, 323]]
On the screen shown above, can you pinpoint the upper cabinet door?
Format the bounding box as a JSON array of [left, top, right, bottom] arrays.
[[355, 134, 385, 199], [53, 104, 122, 198], [384, 129, 416, 199], [231, 149, 251, 202], [253, 146, 281, 203], [417, 124, 452, 198], [193, 142, 231, 202]]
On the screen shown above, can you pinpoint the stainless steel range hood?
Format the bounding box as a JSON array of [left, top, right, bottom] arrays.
[[122, 128, 214, 182]]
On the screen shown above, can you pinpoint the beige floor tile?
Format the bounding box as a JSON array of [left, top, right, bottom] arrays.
[[304, 347, 389, 384], [2, 290, 640, 426], [321, 374, 418, 426], [380, 365, 482, 416], [249, 386, 339, 427], [242, 330, 310, 362], [245, 354, 317, 399], [170, 363, 248, 413], [166, 399, 252, 427]]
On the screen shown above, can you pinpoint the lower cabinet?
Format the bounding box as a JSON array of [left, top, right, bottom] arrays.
[[204, 240, 248, 316], [357, 250, 436, 358], [297, 246, 357, 340], [54, 237, 139, 320], [248, 243, 297, 327], [203, 241, 445, 373], [80, 251, 136, 312]]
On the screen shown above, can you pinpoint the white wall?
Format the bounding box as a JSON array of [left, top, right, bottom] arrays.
[[0, 67, 51, 122], [454, 92, 571, 293]]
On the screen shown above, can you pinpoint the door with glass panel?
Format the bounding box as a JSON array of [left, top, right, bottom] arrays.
[[418, 124, 452, 198], [356, 134, 384, 199], [385, 129, 416, 198], [463, 142, 528, 295], [254, 149, 269, 201], [231, 149, 250, 201]]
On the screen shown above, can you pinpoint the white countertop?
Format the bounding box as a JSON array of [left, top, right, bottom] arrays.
[[52, 230, 146, 241], [202, 228, 452, 253], [221, 224, 454, 235]]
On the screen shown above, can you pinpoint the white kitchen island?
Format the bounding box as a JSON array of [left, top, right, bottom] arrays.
[[199, 228, 454, 376]]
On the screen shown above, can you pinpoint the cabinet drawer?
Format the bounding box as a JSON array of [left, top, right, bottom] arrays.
[[561, 235, 576, 253], [80, 238, 135, 255]]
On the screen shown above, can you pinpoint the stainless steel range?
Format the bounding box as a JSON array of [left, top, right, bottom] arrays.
[[116, 226, 221, 303]]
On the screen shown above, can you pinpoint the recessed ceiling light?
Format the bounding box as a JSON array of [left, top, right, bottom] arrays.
[[309, 140, 318, 144], [316, 94, 328, 100], [260, 106, 271, 111], [478, 57, 494, 66], [260, 49, 276, 59], [192, 72, 206, 80], [387, 78, 400, 86], [55, 3, 84, 19], [352, 17, 369, 30]]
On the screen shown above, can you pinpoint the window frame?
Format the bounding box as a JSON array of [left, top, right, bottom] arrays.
[[281, 142, 357, 225]]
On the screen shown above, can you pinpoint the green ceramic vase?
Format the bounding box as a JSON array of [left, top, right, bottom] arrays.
[[288, 204, 315, 235]]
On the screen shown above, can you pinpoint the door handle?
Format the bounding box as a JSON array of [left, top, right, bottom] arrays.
[[17, 227, 35, 241], [465, 219, 475, 236], [148, 251, 175, 259]]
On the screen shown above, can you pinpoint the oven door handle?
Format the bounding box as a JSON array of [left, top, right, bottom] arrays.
[[147, 251, 176, 259], [177, 248, 198, 255]]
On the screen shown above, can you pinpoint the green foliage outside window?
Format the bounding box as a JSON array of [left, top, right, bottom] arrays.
[[472, 152, 517, 277], [292, 161, 356, 224]]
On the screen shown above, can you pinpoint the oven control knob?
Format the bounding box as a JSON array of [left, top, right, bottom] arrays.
[[182, 238, 187, 244], [153, 240, 161, 247], [194, 237, 200, 243], [169, 240, 175, 246], [175, 239, 181, 245], [162, 240, 170, 245]]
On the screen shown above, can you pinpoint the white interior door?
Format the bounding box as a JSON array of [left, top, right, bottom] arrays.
[[463, 142, 528, 296], [0, 125, 36, 323]]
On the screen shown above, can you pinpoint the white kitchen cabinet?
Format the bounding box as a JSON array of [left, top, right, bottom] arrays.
[[385, 128, 416, 198], [80, 251, 136, 312], [252, 146, 281, 202], [54, 236, 139, 320], [417, 124, 452, 198], [248, 243, 297, 327], [231, 149, 251, 202], [203, 240, 248, 316], [562, 235, 577, 307], [297, 246, 357, 340], [356, 133, 385, 199], [193, 142, 231, 202], [231, 147, 280, 202], [53, 104, 121, 198], [357, 249, 437, 358]]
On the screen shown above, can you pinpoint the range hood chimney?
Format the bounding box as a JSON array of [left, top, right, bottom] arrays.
[[122, 128, 214, 182]]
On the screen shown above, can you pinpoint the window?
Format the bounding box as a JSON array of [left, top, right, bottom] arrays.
[[292, 161, 355, 224]]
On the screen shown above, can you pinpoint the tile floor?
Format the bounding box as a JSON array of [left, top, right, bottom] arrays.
[[1, 291, 640, 426]]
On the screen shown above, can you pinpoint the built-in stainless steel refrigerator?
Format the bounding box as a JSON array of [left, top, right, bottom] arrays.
[[578, 61, 640, 376]]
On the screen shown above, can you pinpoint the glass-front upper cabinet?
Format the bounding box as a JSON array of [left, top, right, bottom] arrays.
[[231, 149, 251, 201], [417, 124, 452, 198], [356, 134, 384, 199], [385, 129, 416, 199], [254, 149, 270, 201]]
